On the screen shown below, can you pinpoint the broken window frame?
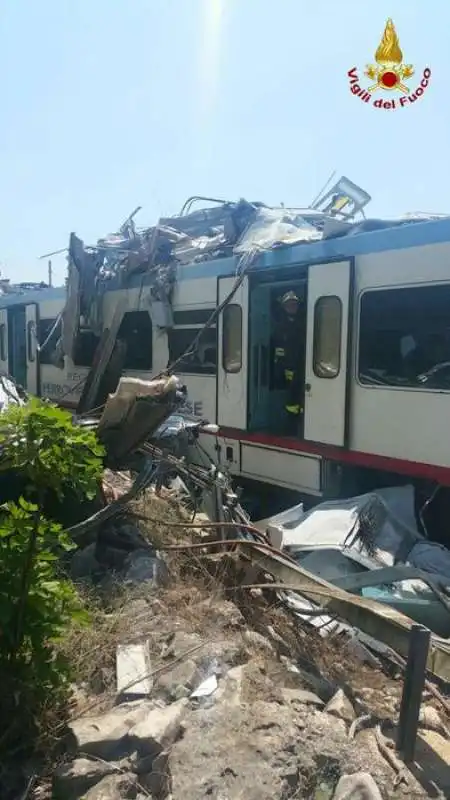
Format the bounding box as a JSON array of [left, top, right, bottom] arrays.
[[38, 318, 59, 366], [313, 295, 342, 379], [222, 304, 242, 374], [73, 330, 101, 368], [173, 309, 214, 326], [117, 310, 153, 372], [168, 323, 217, 375]]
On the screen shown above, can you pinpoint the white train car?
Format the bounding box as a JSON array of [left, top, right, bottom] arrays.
[[95, 216, 450, 499], [0, 285, 67, 396], [4, 214, 450, 503]]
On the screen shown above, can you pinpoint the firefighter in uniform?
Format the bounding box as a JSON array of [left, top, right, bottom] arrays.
[[272, 291, 306, 434]]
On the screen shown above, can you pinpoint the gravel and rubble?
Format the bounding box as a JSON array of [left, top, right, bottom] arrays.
[[40, 485, 449, 800]]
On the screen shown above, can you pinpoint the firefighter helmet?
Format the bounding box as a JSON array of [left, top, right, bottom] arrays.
[[281, 290, 299, 305]]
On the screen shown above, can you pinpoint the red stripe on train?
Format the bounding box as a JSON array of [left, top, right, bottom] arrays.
[[215, 427, 450, 486], [57, 401, 450, 486]]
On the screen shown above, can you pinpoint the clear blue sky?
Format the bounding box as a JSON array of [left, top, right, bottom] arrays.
[[0, 0, 445, 285]]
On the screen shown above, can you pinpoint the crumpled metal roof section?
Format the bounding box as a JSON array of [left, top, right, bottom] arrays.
[[61, 176, 450, 361]]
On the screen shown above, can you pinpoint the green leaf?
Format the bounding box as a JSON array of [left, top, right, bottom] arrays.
[[18, 497, 38, 513]]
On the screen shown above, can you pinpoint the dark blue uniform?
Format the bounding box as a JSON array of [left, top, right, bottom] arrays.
[[272, 310, 305, 420]]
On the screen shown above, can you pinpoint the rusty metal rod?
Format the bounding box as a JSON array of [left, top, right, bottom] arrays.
[[396, 624, 431, 763]]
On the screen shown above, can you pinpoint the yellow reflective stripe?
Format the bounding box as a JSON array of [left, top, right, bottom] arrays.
[[332, 194, 350, 211], [285, 404, 301, 415], [284, 369, 294, 381], [275, 347, 285, 357]]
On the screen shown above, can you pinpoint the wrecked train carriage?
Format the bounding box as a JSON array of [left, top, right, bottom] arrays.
[[5, 187, 450, 518]]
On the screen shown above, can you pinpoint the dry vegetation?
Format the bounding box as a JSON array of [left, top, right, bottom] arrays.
[[20, 488, 448, 799], [58, 489, 406, 724]]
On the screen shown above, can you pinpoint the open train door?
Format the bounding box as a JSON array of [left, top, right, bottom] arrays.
[[303, 260, 352, 447], [217, 276, 249, 430], [25, 303, 39, 395], [0, 309, 8, 375]]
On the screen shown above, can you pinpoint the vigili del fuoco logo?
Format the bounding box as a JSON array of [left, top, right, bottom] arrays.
[[348, 19, 431, 110]]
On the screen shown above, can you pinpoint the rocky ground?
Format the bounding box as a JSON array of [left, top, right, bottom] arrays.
[[27, 486, 450, 800]]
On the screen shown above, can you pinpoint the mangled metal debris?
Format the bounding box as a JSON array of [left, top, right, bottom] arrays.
[[0, 374, 27, 412], [263, 486, 450, 639], [2, 366, 449, 688], [94, 388, 450, 681], [96, 374, 186, 465], [58, 178, 377, 362], [100, 408, 450, 683]]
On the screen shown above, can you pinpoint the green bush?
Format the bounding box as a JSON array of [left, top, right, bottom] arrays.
[[0, 399, 105, 752]]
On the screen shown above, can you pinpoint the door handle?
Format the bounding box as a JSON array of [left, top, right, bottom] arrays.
[[256, 346, 262, 402], [253, 345, 259, 387], [260, 345, 268, 387], [305, 382, 311, 392]]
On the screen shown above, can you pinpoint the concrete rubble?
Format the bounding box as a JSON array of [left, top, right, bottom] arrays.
[[116, 641, 153, 699], [53, 467, 448, 799], [53, 758, 119, 798], [50, 485, 449, 800], [324, 689, 357, 725], [333, 772, 383, 800], [55, 639, 450, 799]]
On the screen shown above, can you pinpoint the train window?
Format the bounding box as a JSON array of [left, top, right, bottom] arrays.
[[73, 330, 100, 367], [313, 296, 342, 378], [173, 309, 214, 326], [168, 326, 217, 375], [38, 318, 60, 365], [0, 324, 6, 361], [118, 310, 153, 371], [359, 285, 450, 390], [222, 304, 242, 373]]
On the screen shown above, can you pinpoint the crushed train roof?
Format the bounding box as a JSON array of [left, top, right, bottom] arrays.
[[68, 176, 450, 287]]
